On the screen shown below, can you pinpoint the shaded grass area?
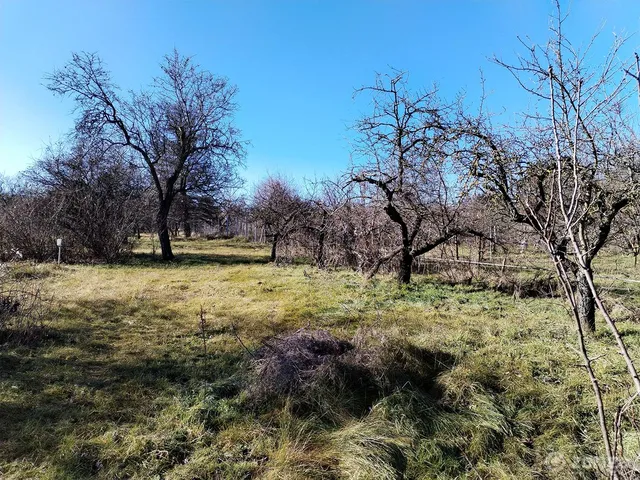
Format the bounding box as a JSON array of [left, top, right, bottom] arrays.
[[2, 239, 640, 478], [130, 236, 271, 267]]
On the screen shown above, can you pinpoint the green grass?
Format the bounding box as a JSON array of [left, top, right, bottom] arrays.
[[2, 238, 640, 478]]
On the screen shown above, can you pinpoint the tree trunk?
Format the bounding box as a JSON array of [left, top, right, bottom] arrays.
[[182, 193, 192, 238], [576, 269, 595, 332], [270, 234, 279, 262], [398, 249, 413, 284], [157, 202, 174, 260], [316, 230, 326, 268]]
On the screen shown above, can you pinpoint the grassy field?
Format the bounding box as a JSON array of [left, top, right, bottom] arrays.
[[2, 238, 640, 479]]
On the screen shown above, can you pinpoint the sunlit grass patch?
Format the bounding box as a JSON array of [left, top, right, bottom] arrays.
[[2, 239, 640, 478]]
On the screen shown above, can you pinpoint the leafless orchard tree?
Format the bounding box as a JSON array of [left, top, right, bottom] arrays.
[[300, 178, 350, 268], [45, 50, 246, 260], [468, 25, 640, 331], [252, 176, 308, 262], [298, 181, 386, 272], [468, 6, 640, 476], [171, 159, 243, 238], [614, 202, 640, 267], [351, 72, 478, 283]]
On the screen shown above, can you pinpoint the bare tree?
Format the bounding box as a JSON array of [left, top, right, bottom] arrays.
[[252, 176, 307, 262], [45, 50, 246, 260], [300, 178, 349, 268], [614, 202, 640, 267], [468, 5, 640, 475], [468, 15, 639, 333], [351, 72, 476, 283]]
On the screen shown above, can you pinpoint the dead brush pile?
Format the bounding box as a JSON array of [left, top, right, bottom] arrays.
[[0, 266, 51, 344], [247, 328, 450, 417]]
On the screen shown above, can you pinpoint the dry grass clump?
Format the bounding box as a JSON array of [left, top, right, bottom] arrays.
[[246, 329, 451, 479], [329, 413, 413, 480], [492, 272, 558, 299], [247, 328, 452, 420], [250, 328, 354, 398], [246, 328, 546, 479]]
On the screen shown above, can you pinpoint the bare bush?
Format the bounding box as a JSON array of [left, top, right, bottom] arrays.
[[0, 270, 51, 344], [27, 139, 145, 262], [614, 202, 640, 268], [0, 179, 60, 262]]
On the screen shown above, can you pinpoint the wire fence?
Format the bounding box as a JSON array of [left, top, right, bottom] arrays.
[[416, 256, 640, 285]]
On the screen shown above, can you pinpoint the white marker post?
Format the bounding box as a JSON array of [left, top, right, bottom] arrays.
[[56, 238, 62, 264]]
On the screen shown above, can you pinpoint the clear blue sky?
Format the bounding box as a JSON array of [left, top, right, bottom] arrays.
[[1, 1, 639, 187]]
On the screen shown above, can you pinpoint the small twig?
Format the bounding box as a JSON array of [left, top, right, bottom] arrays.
[[231, 322, 255, 358], [198, 305, 207, 358]]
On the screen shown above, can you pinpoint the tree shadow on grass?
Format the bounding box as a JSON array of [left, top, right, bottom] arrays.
[[0, 296, 537, 479], [0, 296, 246, 478], [126, 251, 270, 267], [243, 329, 485, 479], [0, 349, 245, 478]]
